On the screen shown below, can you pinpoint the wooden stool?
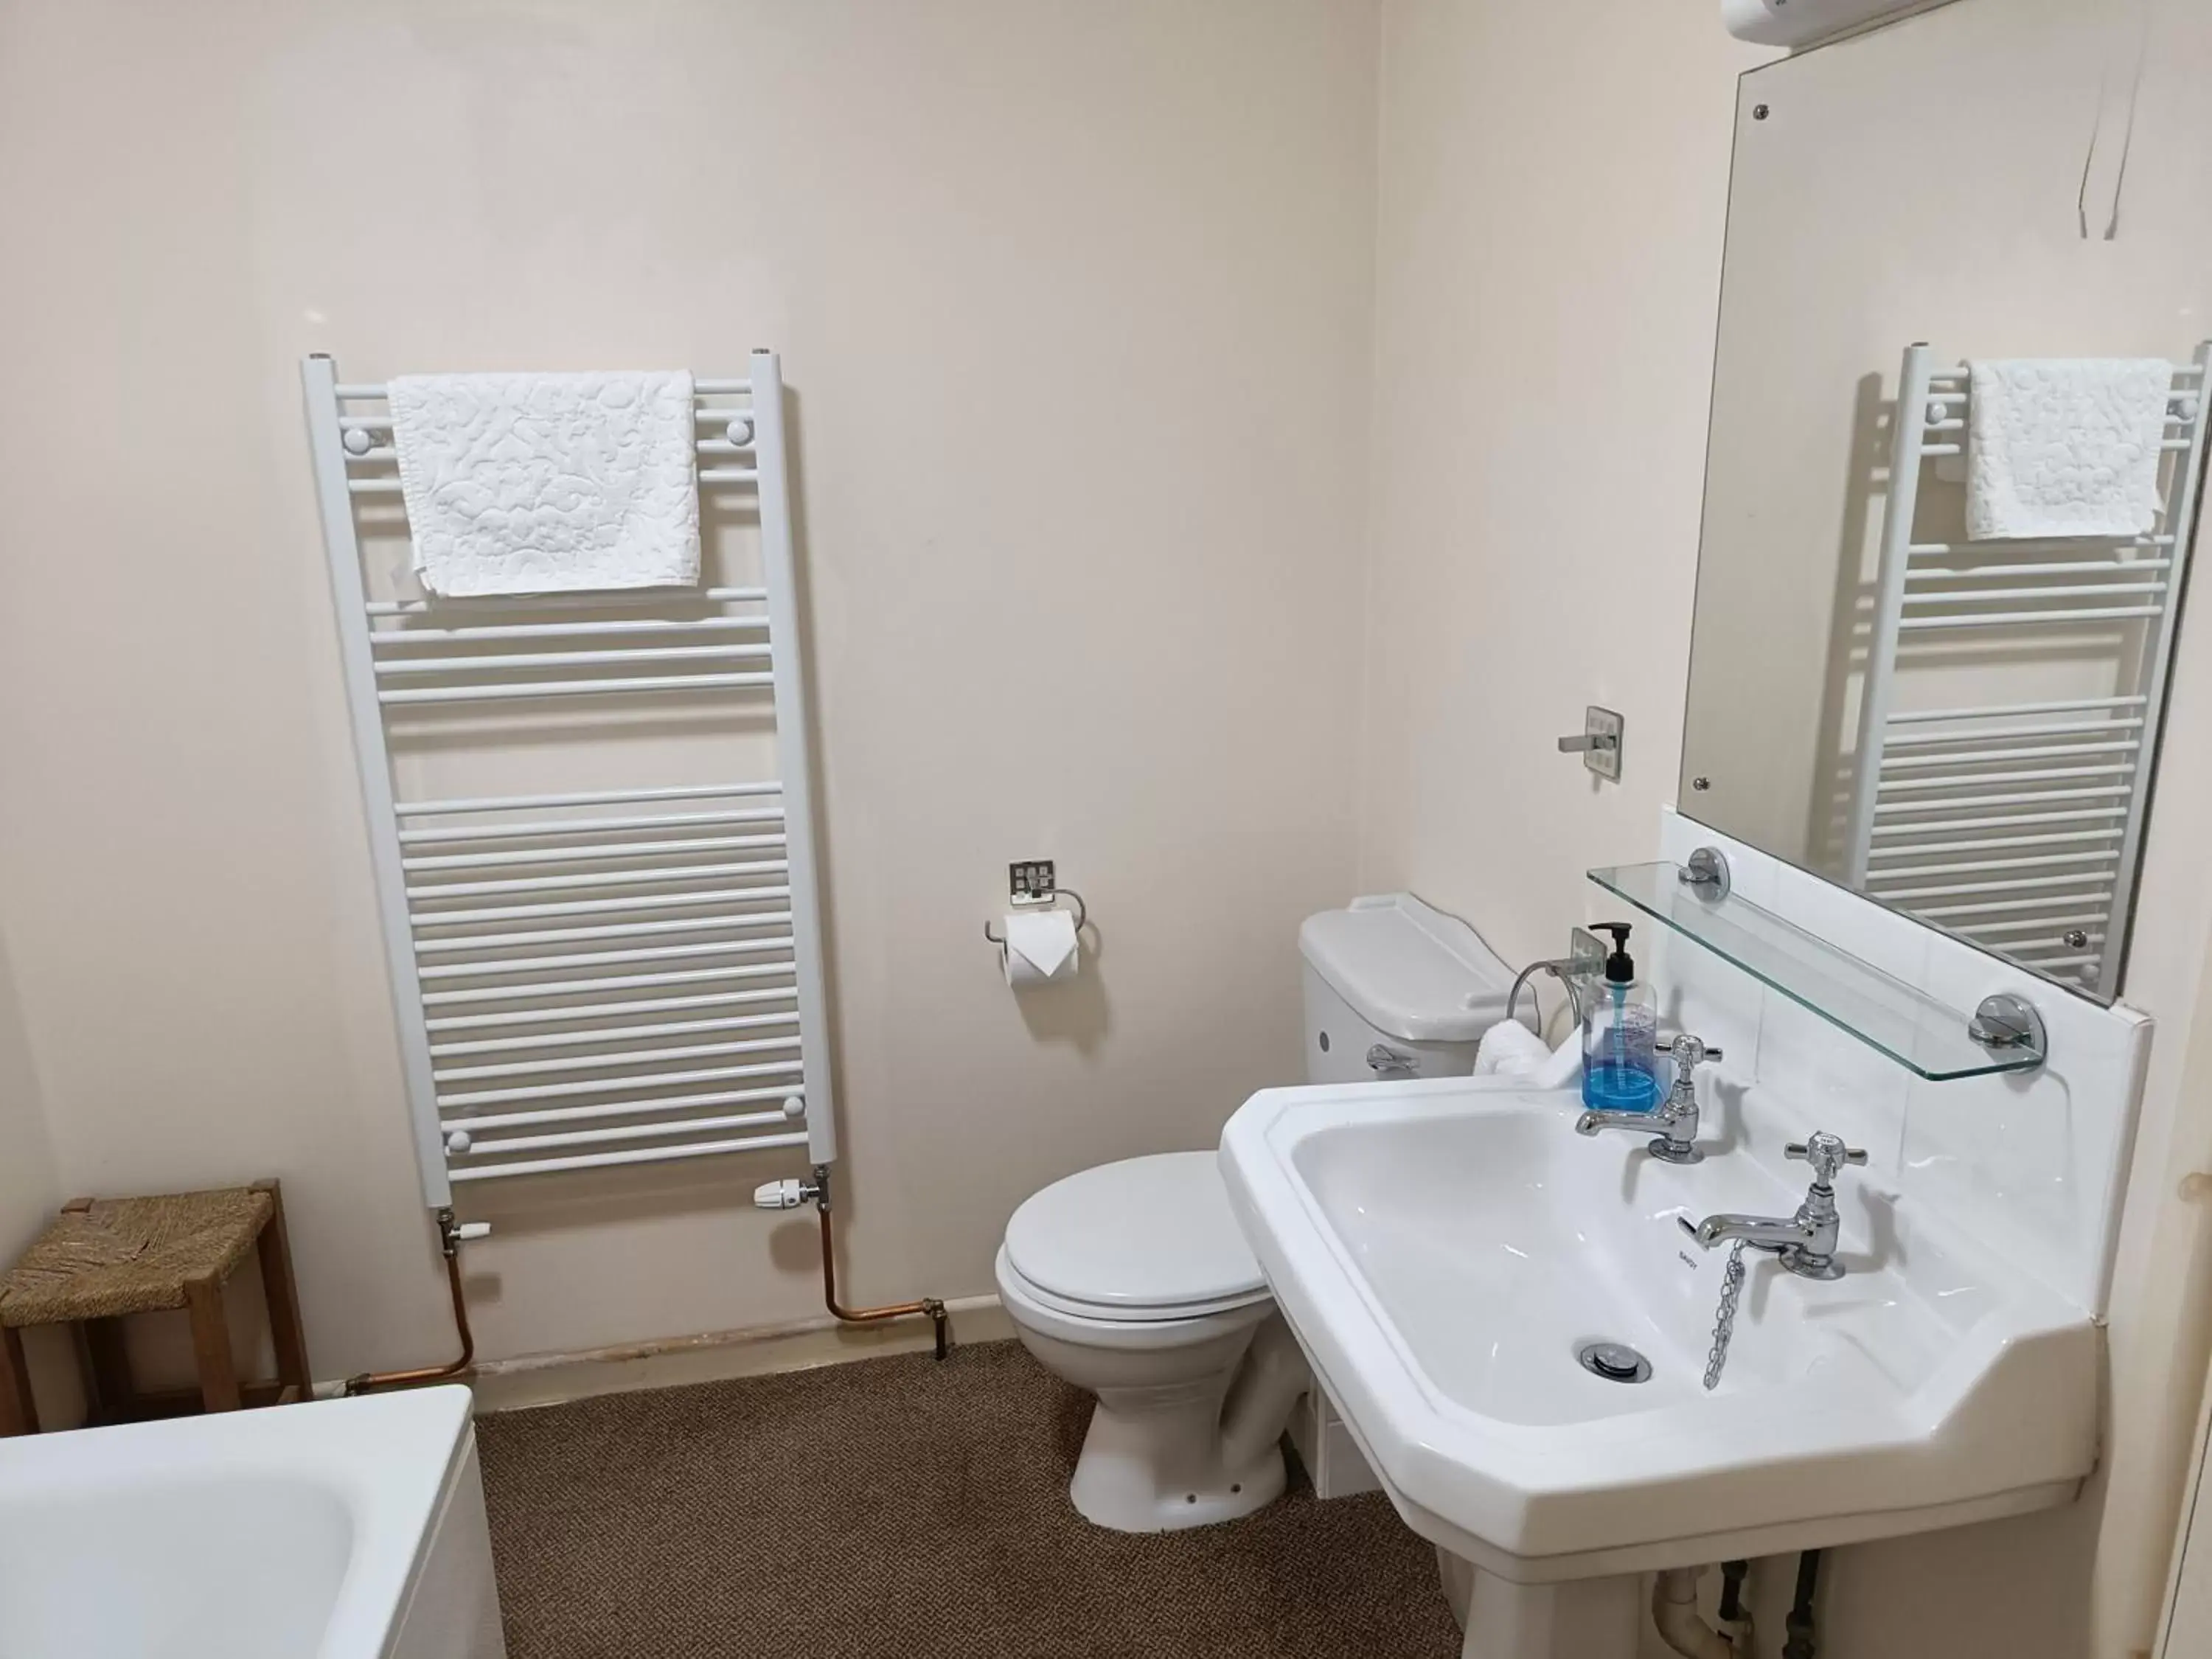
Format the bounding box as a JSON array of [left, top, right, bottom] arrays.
[[0, 1180, 310, 1434]]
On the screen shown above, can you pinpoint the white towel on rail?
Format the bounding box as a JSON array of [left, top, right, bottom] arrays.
[[387, 371, 700, 597], [1966, 358, 2173, 540]]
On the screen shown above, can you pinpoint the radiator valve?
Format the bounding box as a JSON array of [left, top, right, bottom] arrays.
[[754, 1176, 821, 1211]]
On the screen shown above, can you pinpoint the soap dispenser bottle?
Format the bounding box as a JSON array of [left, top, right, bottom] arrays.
[[1582, 922, 1660, 1112]]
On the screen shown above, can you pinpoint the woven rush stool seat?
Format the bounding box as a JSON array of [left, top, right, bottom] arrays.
[[0, 1180, 310, 1434], [1, 1188, 272, 1326]]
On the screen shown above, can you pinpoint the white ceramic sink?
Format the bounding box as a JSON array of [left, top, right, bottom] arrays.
[[1220, 1076, 2096, 1599]]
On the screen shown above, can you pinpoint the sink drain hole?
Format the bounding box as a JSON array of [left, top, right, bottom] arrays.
[[1576, 1340, 1653, 1383]]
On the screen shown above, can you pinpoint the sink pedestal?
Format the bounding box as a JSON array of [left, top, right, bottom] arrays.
[[1439, 1550, 1638, 1659]]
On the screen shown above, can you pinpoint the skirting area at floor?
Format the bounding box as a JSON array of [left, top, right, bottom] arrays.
[[476, 1338, 1464, 1658]]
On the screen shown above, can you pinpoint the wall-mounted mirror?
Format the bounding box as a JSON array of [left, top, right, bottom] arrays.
[[1680, 0, 2212, 1004]]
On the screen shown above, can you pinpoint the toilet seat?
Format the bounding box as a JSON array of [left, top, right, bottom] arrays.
[[995, 1248, 1274, 1352], [1003, 1152, 1268, 1321], [1004, 1263, 1271, 1324]]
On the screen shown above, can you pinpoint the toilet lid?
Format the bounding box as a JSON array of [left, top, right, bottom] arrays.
[[1004, 1151, 1267, 1315]]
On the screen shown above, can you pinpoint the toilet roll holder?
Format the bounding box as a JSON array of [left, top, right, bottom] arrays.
[[983, 859, 1089, 945]]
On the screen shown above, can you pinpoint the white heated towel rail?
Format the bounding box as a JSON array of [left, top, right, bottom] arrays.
[[302, 354, 836, 1205], [1847, 341, 2211, 1000]]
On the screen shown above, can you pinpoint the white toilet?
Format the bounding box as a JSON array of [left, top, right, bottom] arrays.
[[996, 893, 1514, 1531]]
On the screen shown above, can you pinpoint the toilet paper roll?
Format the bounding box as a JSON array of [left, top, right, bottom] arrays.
[[1002, 908, 1080, 987]]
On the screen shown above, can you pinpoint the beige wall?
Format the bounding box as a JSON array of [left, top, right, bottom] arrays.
[[1358, 1, 2212, 1655], [0, 931, 81, 1417], [1354, 0, 1768, 975], [0, 0, 1377, 1378], [2145, 928, 2212, 1649], [0, 931, 57, 1268]]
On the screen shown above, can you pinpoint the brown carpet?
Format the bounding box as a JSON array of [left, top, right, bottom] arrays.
[[476, 1339, 1463, 1658]]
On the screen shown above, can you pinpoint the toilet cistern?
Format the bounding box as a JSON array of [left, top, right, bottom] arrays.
[[1574, 1034, 1722, 1164], [1679, 1130, 1868, 1281]]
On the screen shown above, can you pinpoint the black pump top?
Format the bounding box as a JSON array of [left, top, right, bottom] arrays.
[[1596, 921, 1636, 984]]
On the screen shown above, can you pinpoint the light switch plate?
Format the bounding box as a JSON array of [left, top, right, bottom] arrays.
[[1582, 706, 1624, 782]]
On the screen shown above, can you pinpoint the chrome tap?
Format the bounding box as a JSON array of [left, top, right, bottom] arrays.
[[1679, 1130, 1868, 1281], [1574, 1034, 1721, 1166]]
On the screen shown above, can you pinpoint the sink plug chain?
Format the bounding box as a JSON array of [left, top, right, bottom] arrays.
[[1703, 1240, 1747, 1391]]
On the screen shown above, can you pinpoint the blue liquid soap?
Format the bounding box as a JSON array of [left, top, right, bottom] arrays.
[[1582, 925, 1660, 1112], [1585, 1060, 1661, 1112]]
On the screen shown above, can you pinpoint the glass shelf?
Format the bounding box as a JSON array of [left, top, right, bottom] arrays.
[[1587, 861, 2046, 1082]]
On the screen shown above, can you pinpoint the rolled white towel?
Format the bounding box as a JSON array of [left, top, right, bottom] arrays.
[[1477, 1019, 1584, 1089], [1526, 1033, 1585, 1091], [1476, 1020, 1551, 1077]]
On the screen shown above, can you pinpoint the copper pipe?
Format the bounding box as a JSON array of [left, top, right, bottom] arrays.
[[815, 1169, 948, 1357], [346, 1210, 477, 1394]]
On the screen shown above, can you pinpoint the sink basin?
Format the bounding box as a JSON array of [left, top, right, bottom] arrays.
[[1219, 1077, 2095, 1593]]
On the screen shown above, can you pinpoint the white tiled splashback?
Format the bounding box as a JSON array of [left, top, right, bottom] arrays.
[[1615, 811, 2154, 1317]]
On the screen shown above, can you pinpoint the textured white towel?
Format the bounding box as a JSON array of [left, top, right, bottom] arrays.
[[1966, 358, 2172, 540], [1475, 1019, 1549, 1077], [388, 371, 700, 597], [1475, 1019, 1582, 1089]]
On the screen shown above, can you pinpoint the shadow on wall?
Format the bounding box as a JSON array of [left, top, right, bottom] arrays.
[[1804, 372, 1889, 873]]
